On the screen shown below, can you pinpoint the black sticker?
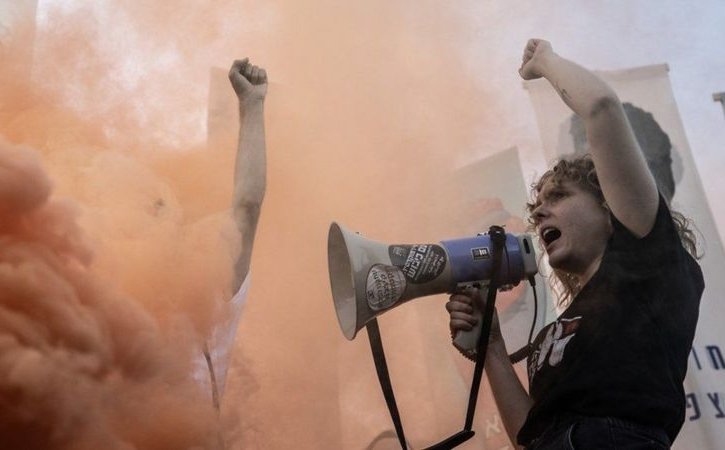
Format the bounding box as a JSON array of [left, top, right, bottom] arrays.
[[471, 247, 490, 260], [388, 244, 446, 284]]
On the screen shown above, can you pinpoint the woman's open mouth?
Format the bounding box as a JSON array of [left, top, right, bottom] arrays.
[[541, 227, 561, 249]]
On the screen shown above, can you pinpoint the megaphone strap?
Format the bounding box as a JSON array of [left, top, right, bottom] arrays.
[[364, 225, 508, 450], [366, 319, 409, 450], [365, 317, 480, 450]]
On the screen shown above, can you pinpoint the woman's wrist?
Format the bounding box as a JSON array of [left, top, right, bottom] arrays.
[[536, 51, 559, 80], [486, 337, 509, 361]]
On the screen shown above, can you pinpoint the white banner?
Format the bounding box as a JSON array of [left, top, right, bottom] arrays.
[[335, 147, 551, 449], [448, 147, 554, 449]]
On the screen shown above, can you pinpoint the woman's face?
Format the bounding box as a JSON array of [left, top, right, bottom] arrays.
[[531, 179, 612, 279]]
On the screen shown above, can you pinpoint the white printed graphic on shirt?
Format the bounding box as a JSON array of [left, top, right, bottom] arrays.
[[529, 316, 581, 382]]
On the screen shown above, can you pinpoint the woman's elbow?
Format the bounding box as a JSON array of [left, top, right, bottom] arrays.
[[587, 94, 622, 120]]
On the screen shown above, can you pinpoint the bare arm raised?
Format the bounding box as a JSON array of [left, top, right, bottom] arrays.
[[228, 58, 267, 293], [520, 39, 658, 237]]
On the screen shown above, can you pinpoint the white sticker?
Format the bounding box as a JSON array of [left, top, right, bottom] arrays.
[[366, 264, 406, 311]]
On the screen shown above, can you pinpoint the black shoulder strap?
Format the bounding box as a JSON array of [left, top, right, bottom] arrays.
[[364, 225, 507, 450], [366, 319, 410, 449]]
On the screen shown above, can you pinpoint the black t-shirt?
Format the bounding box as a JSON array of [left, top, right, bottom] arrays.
[[517, 196, 704, 446]]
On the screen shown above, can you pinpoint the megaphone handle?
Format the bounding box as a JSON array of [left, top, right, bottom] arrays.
[[452, 286, 488, 360]]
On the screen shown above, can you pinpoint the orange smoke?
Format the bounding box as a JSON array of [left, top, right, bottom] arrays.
[[0, 139, 219, 449], [2, 0, 508, 448], [0, 11, 239, 450]]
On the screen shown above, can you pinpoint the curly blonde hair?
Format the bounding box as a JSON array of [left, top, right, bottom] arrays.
[[526, 155, 698, 307]]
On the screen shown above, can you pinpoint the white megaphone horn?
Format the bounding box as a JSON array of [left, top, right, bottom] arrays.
[[327, 222, 538, 355]]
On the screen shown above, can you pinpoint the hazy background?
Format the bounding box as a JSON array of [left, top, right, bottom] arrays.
[[1, 0, 723, 449]]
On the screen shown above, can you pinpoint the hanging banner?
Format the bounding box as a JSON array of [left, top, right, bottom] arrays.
[[335, 147, 551, 449], [446, 147, 553, 449]]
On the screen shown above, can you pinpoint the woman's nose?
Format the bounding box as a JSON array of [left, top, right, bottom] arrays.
[[533, 204, 549, 221]]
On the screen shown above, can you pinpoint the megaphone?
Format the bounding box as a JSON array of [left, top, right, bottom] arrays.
[[328, 222, 538, 355]]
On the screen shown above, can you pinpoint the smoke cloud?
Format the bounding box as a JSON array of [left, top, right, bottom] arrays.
[[0, 137, 222, 449], [0, 6, 244, 449], [1, 0, 575, 447]]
